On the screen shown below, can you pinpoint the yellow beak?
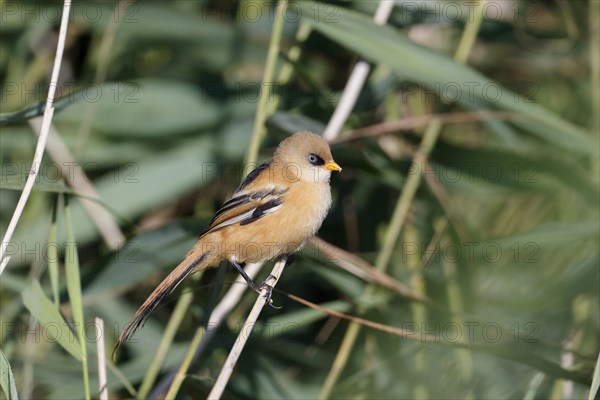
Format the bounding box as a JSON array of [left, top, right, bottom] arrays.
[[324, 161, 342, 172]]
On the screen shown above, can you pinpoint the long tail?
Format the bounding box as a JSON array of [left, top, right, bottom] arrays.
[[112, 252, 208, 357]]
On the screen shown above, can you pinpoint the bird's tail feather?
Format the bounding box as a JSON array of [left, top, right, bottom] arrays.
[[112, 252, 207, 357]]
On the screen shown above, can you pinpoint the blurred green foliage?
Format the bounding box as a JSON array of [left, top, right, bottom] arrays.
[[1, 1, 598, 399]]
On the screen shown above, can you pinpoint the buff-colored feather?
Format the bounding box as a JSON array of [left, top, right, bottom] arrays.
[[113, 132, 341, 356]]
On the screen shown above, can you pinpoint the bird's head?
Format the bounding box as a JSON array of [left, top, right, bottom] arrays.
[[274, 131, 342, 184]]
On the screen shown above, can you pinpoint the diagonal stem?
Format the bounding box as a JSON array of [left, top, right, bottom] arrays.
[[207, 258, 287, 399]]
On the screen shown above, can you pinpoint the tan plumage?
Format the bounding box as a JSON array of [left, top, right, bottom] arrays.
[[114, 132, 341, 353]]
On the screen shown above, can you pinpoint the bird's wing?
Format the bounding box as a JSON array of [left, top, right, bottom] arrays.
[[235, 161, 271, 192], [199, 186, 287, 238]]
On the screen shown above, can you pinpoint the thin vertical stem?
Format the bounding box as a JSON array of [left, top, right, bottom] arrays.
[[589, 0, 600, 183], [0, 0, 72, 274], [405, 225, 428, 399], [48, 197, 60, 307], [245, 0, 288, 166], [266, 22, 312, 115], [164, 327, 206, 400], [322, 1, 395, 141], [96, 317, 108, 400], [441, 235, 474, 394], [65, 200, 90, 400], [373, 120, 442, 273], [137, 286, 196, 399], [75, 0, 132, 155]]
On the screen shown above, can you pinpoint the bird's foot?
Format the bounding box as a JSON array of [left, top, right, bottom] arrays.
[[259, 274, 281, 309]]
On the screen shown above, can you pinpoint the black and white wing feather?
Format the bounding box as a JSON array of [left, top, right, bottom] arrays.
[[199, 163, 287, 238]]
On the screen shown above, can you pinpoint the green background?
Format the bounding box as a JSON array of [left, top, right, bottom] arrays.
[[1, 1, 598, 399]]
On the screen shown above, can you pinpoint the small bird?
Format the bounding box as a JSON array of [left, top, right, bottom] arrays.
[[114, 131, 341, 352]]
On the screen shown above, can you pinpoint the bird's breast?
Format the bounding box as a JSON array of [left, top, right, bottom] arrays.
[[279, 181, 332, 244]]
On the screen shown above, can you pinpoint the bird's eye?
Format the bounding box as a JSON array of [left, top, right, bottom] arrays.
[[307, 153, 324, 166]]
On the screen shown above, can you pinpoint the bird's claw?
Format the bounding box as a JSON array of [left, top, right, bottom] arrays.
[[259, 275, 281, 309]]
